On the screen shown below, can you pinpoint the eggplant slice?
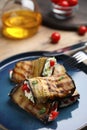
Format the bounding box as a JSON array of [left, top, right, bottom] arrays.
[[10, 83, 59, 123], [11, 57, 47, 83], [28, 74, 76, 104]]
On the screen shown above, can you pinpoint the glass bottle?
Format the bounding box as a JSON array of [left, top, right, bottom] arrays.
[[1, 0, 42, 39]]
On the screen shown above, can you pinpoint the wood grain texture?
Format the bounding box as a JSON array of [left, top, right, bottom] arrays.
[[0, 25, 87, 61], [0, 0, 87, 61]]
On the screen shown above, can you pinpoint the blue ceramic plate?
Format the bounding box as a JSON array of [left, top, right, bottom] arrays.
[[0, 51, 87, 130]]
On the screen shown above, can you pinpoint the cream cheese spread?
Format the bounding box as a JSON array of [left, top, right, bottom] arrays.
[[23, 81, 34, 103], [24, 90, 34, 103], [42, 57, 57, 76]]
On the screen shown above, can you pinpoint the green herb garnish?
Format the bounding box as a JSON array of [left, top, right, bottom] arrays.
[[39, 107, 46, 114], [32, 80, 38, 86], [58, 76, 64, 81]]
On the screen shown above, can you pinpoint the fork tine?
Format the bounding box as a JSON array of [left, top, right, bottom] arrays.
[[63, 51, 87, 69], [77, 57, 87, 63], [73, 51, 87, 63], [73, 51, 86, 58], [73, 51, 84, 57]]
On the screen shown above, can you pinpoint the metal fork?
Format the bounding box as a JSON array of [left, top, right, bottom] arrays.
[[63, 51, 87, 68]]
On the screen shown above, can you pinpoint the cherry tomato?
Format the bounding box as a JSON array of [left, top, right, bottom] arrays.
[[56, 0, 63, 5], [51, 0, 59, 4], [68, 0, 78, 6], [78, 25, 87, 35], [49, 111, 59, 120], [51, 32, 61, 43], [22, 84, 30, 92], [50, 60, 55, 67], [59, 0, 69, 7]]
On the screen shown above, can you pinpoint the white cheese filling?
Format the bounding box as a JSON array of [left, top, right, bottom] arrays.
[[24, 90, 34, 103], [24, 81, 34, 103], [42, 57, 57, 76], [9, 70, 13, 79]]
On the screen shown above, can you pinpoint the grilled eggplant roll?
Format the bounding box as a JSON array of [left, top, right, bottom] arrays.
[[10, 83, 59, 123], [9, 73, 76, 122], [11, 57, 47, 83], [26, 74, 76, 104], [10, 57, 66, 83], [11, 74, 76, 104]]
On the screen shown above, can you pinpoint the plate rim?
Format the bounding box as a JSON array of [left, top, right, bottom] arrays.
[[0, 51, 49, 68], [0, 51, 67, 69]]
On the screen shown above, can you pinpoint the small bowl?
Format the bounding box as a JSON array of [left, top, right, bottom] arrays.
[[52, 3, 79, 20]]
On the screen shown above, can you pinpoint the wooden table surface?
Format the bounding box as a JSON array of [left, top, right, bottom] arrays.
[[0, 0, 87, 62], [0, 25, 87, 61]]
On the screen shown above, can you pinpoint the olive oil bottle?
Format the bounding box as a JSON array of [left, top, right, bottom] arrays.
[[1, 0, 42, 39]]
